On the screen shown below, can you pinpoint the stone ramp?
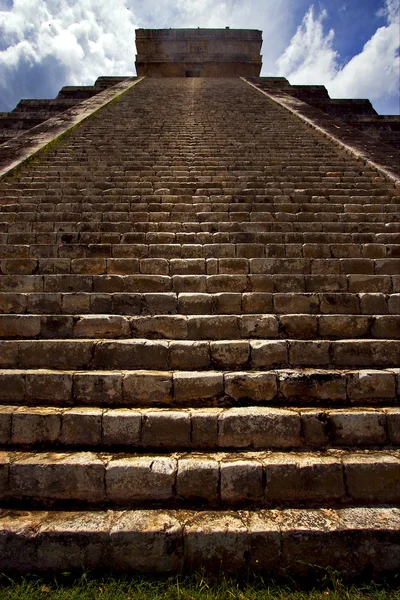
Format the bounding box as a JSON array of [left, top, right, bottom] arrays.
[[0, 77, 399, 574]]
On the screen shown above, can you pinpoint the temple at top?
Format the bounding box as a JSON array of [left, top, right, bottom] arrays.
[[135, 28, 263, 77]]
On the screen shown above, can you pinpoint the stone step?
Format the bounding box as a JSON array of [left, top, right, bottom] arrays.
[[0, 273, 398, 293], [1, 405, 399, 450], [2, 241, 400, 259], [0, 338, 399, 370], [2, 233, 400, 249], [2, 449, 399, 508], [0, 313, 399, 339], [1, 507, 398, 574], [0, 368, 397, 407], [1, 292, 398, 315], [2, 220, 397, 234], [1, 256, 399, 275]]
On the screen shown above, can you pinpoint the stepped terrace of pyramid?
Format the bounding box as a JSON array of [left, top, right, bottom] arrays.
[[0, 28, 399, 576]]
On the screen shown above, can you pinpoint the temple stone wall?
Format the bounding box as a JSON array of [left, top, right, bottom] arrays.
[[135, 28, 262, 77]]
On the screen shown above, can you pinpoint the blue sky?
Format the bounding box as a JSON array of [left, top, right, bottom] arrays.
[[0, 0, 399, 114]]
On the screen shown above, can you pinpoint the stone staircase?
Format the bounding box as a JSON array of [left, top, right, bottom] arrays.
[[0, 77, 399, 575]]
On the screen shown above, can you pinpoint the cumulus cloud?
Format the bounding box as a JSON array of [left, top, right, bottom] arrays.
[[0, 0, 138, 109], [0, 0, 398, 115], [276, 1, 400, 114]]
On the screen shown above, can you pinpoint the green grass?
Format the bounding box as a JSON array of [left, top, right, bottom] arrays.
[[0, 572, 398, 600]]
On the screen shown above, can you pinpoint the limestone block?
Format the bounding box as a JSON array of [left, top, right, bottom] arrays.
[[102, 409, 141, 446], [219, 407, 301, 449], [0, 315, 41, 338], [173, 372, 223, 401], [71, 258, 106, 275], [169, 341, 210, 369], [213, 293, 241, 314], [93, 340, 168, 369], [19, 341, 93, 369], [187, 315, 239, 339], [12, 407, 61, 445], [61, 408, 102, 446], [206, 275, 247, 293], [280, 509, 352, 575], [280, 314, 317, 338], [26, 371, 73, 404], [73, 316, 130, 338], [385, 408, 400, 444], [173, 275, 206, 293], [183, 511, 248, 572], [343, 453, 400, 503], [332, 341, 399, 368], [224, 372, 277, 402], [251, 341, 287, 367], [143, 292, 178, 314], [74, 371, 122, 405], [10, 452, 105, 502], [388, 294, 400, 314], [123, 371, 172, 405], [289, 341, 330, 367], [177, 458, 219, 501], [210, 341, 249, 368], [0, 407, 13, 443], [372, 316, 400, 339], [110, 510, 183, 572], [40, 315, 74, 338], [112, 293, 141, 315], [140, 258, 169, 275], [190, 409, 221, 448], [319, 293, 359, 314], [300, 410, 329, 447], [242, 292, 273, 313], [347, 370, 396, 400], [0, 342, 18, 367], [0, 370, 25, 400], [62, 293, 90, 314], [318, 315, 371, 338], [329, 410, 387, 445], [37, 511, 111, 571], [239, 315, 278, 338], [178, 293, 213, 314], [265, 454, 345, 502], [220, 459, 263, 504], [130, 316, 187, 339], [142, 411, 190, 447], [106, 259, 139, 275], [106, 456, 176, 502]]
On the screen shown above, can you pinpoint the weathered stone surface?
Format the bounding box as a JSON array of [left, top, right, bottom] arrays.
[[106, 457, 176, 502], [10, 452, 105, 502], [110, 510, 183, 572], [224, 372, 277, 402], [177, 458, 219, 501], [142, 411, 190, 447], [102, 409, 141, 446], [343, 453, 400, 503], [173, 372, 223, 401], [12, 407, 61, 445], [123, 371, 172, 405], [265, 454, 345, 502], [218, 407, 301, 448], [61, 408, 102, 446], [220, 459, 263, 503], [330, 410, 387, 445]]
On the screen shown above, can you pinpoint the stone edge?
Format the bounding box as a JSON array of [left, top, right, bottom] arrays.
[[0, 77, 145, 178], [0, 507, 399, 574], [242, 77, 400, 184]]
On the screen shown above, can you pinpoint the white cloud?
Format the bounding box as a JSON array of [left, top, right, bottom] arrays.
[[0, 0, 138, 108], [0, 0, 398, 114], [276, 1, 400, 114]]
